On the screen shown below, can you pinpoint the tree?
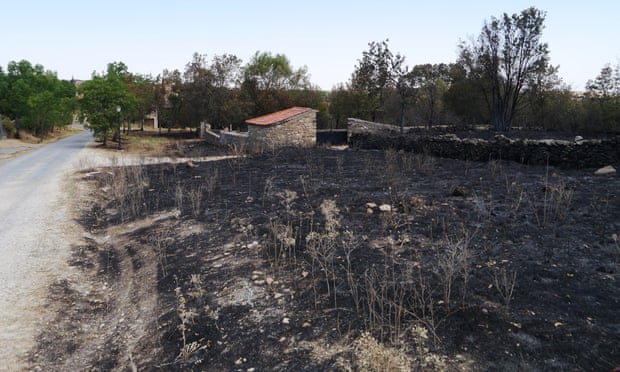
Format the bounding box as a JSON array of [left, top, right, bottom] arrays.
[[126, 73, 157, 131], [181, 53, 215, 127], [458, 7, 551, 131], [586, 64, 618, 98], [209, 54, 246, 128], [243, 51, 309, 91], [351, 40, 405, 122], [79, 62, 134, 145], [444, 63, 488, 125], [25, 73, 76, 137], [242, 51, 313, 117], [0, 60, 75, 138], [4, 60, 45, 137], [328, 83, 367, 129], [155, 69, 183, 133], [585, 63, 620, 132], [410, 64, 450, 128], [0, 67, 6, 115]]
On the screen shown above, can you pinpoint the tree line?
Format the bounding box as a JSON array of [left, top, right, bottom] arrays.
[[1, 6, 619, 141], [0, 60, 76, 138], [336, 7, 620, 134]]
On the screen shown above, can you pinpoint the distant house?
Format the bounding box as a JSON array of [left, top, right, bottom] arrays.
[[244, 107, 317, 151]]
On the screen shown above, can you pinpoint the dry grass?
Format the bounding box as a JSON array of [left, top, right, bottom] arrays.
[[353, 332, 412, 372], [122, 134, 176, 156]]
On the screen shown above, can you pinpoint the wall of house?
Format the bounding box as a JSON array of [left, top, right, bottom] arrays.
[[247, 111, 316, 151]]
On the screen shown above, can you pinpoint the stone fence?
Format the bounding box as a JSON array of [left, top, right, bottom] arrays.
[[347, 118, 620, 168]]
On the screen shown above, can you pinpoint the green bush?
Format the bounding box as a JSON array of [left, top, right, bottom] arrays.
[[2, 117, 15, 138]]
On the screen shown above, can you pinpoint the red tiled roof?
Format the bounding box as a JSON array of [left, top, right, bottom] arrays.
[[245, 106, 314, 126]]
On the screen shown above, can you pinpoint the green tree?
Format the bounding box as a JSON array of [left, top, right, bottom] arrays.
[[586, 64, 616, 98], [585, 64, 620, 132], [351, 40, 405, 122], [243, 51, 309, 91], [394, 66, 418, 133], [4, 60, 45, 137], [126, 73, 157, 131], [209, 54, 246, 128], [241, 51, 313, 117], [411, 64, 450, 128], [444, 63, 487, 125], [79, 62, 134, 145], [458, 7, 551, 131], [0, 67, 6, 115], [328, 83, 370, 128], [181, 53, 214, 127], [0, 60, 75, 138], [155, 69, 183, 133]]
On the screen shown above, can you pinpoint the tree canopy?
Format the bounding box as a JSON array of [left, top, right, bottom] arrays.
[[351, 40, 405, 122], [78, 62, 135, 145], [457, 7, 551, 131], [0, 60, 75, 138]]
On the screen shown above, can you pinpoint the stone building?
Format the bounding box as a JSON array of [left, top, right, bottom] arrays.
[[245, 107, 317, 151]]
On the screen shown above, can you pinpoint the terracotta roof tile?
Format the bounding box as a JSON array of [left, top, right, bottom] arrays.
[[245, 106, 314, 126]]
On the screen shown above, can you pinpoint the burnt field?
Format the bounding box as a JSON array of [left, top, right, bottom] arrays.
[[31, 143, 619, 371]]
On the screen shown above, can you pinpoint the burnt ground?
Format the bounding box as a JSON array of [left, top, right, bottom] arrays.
[[29, 140, 619, 371]]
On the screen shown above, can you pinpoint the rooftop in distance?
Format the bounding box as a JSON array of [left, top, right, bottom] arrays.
[[245, 107, 315, 126]]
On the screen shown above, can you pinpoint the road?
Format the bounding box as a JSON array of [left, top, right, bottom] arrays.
[[0, 131, 94, 370]]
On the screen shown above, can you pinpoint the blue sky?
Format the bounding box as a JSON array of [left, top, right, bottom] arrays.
[[2, 1, 618, 91]]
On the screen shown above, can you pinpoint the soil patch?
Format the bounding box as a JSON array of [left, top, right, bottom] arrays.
[[32, 142, 620, 370]]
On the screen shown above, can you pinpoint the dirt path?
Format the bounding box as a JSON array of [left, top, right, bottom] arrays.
[[0, 132, 98, 370], [0, 132, 235, 371]]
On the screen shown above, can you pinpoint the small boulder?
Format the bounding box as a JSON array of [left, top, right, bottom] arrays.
[[379, 204, 392, 212], [594, 165, 616, 175]]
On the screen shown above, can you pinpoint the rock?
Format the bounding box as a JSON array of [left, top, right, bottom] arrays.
[[378, 204, 392, 212], [282, 317, 290, 324], [365, 202, 377, 209], [185, 160, 198, 168], [594, 165, 616, 175]]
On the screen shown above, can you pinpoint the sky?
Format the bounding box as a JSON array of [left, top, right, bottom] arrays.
[[2, 1, 619, 91]]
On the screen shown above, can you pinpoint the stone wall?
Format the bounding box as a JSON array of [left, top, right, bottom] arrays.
[[247, 111, 316, 151], [219, 130, 248, 150], [348, 118, 620, 168]]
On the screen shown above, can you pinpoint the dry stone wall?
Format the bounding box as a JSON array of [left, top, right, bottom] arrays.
[[348, 118, 620, 168]]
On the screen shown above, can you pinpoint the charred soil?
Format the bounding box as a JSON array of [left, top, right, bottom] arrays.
[[31, 139, 620, 371]]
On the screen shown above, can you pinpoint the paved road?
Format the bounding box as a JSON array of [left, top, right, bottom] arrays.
[[0, 131, 94, 370]]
